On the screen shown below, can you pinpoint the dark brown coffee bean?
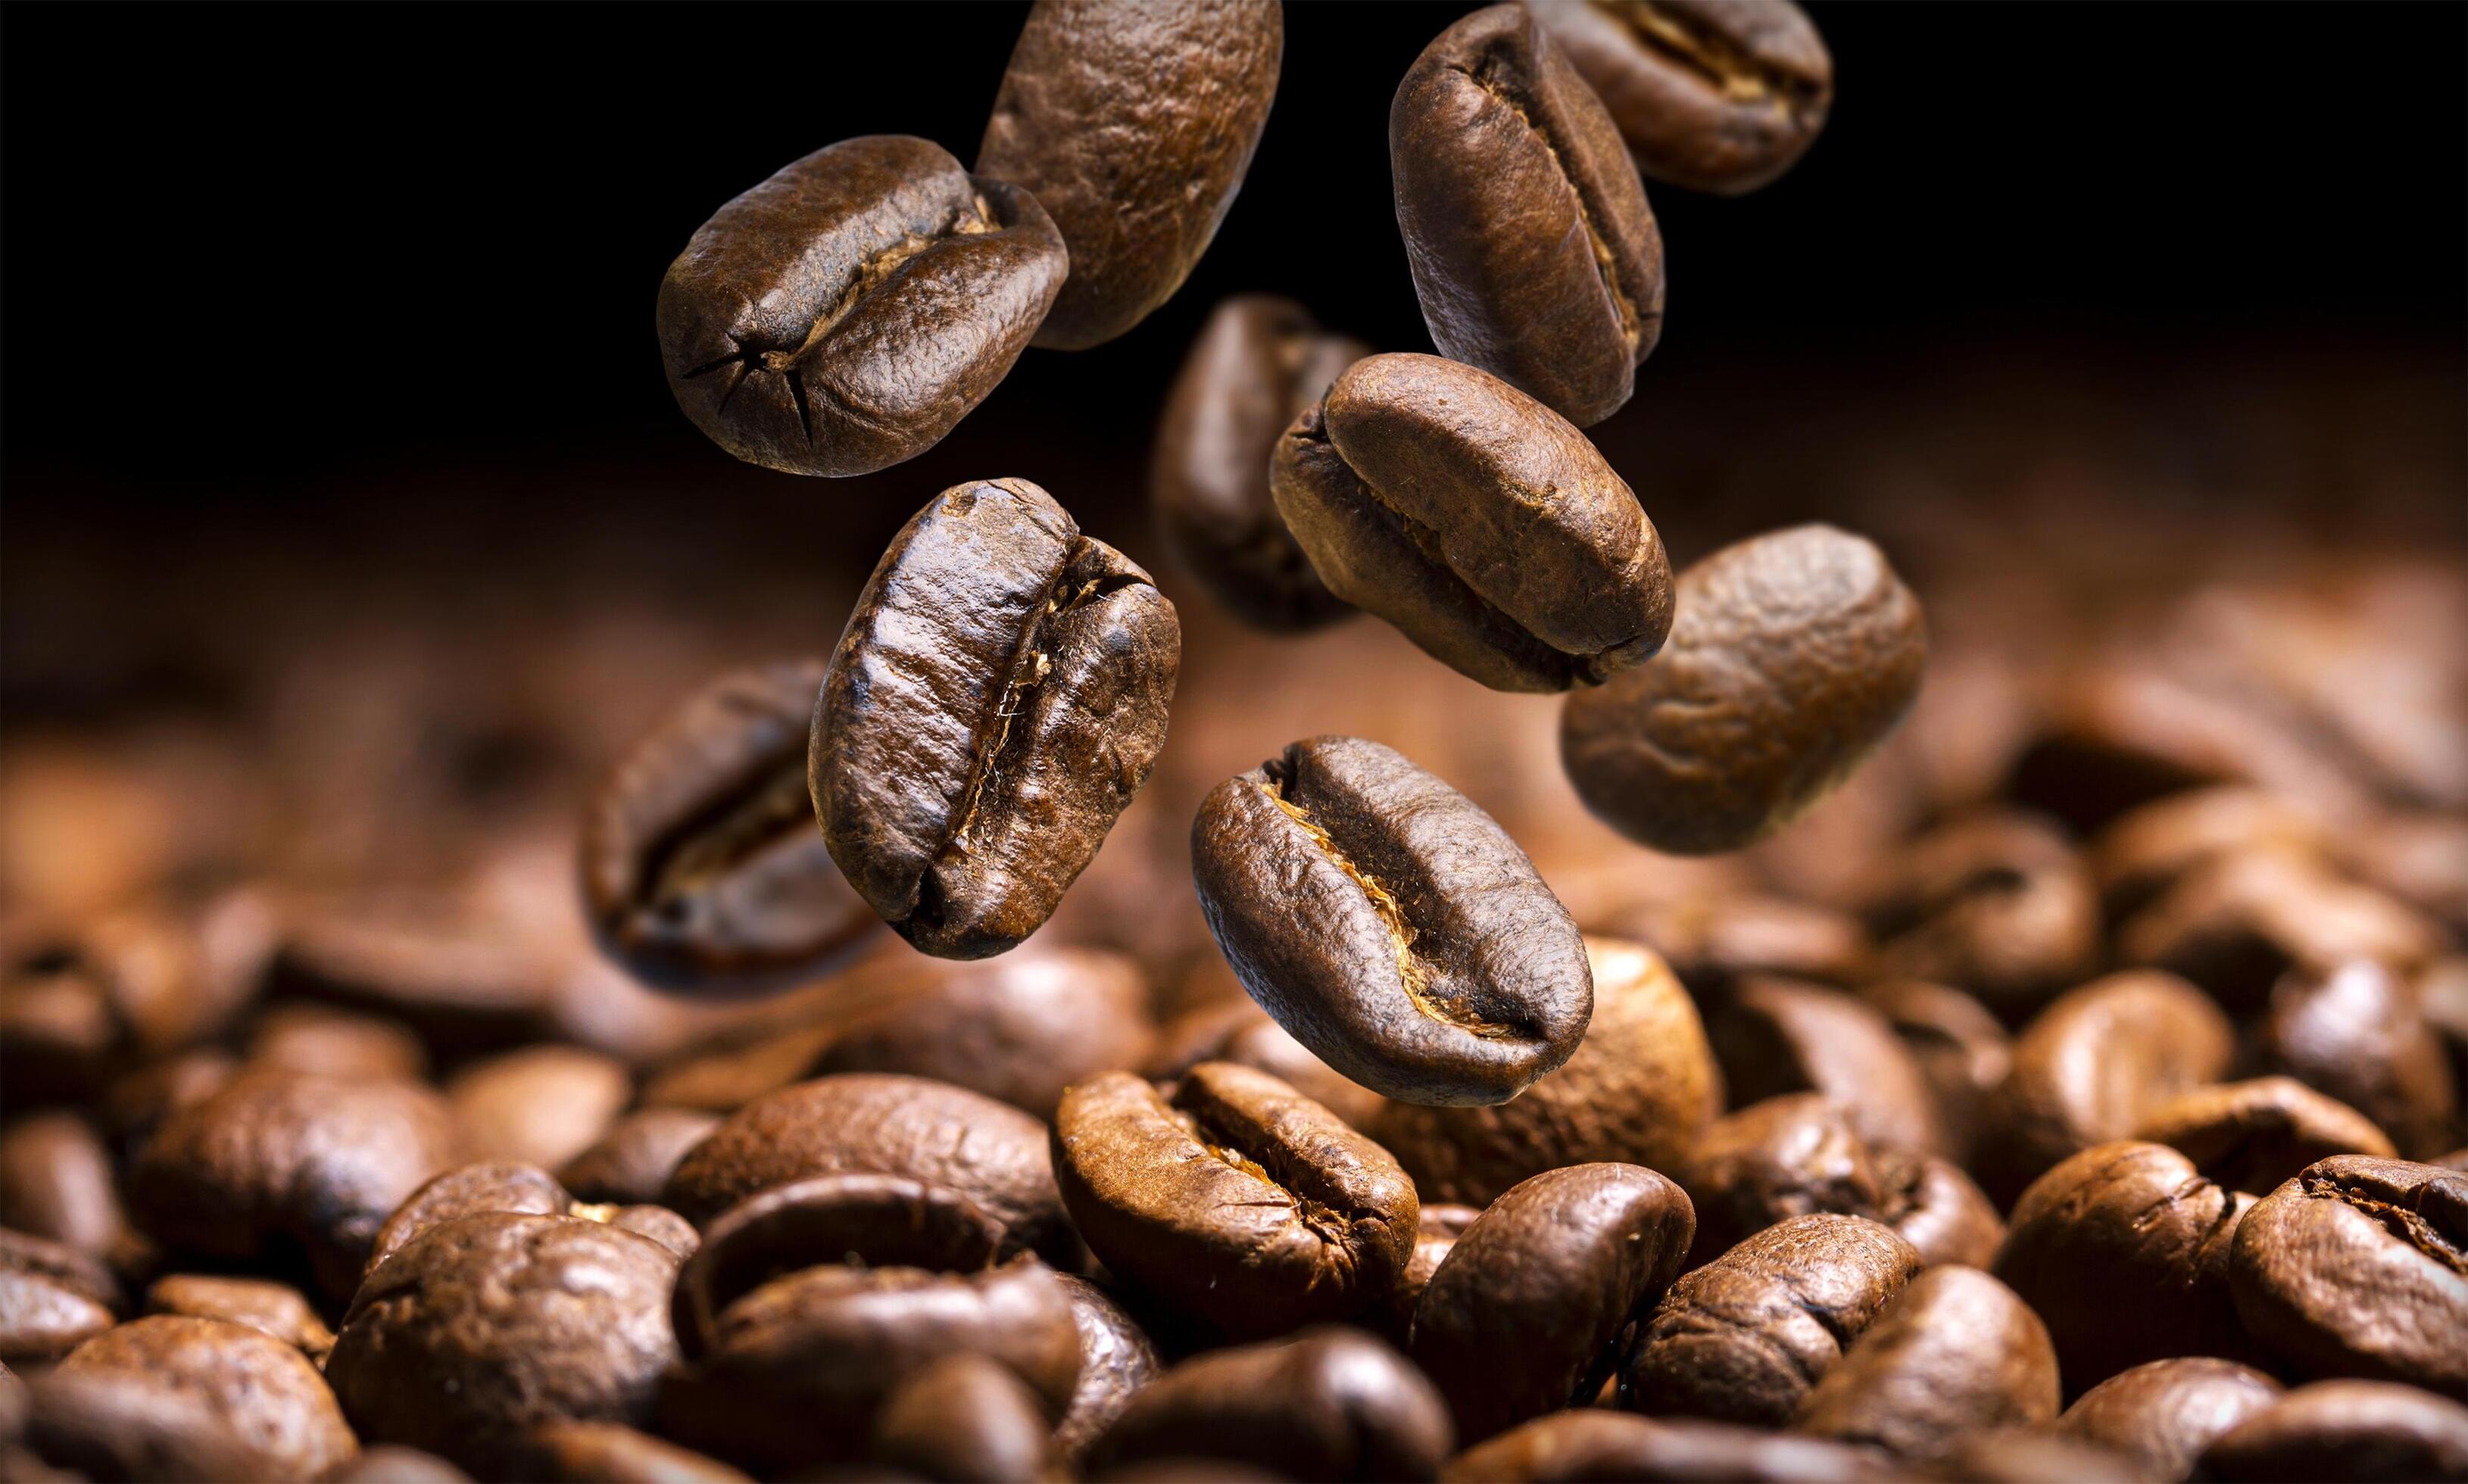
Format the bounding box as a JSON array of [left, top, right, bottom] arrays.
[[323, 1445, 476, 1483], [1089, 1327, 1453, 1481], [2057, 1357, 2283, 1482], [245, 1003, 428, 1082], [145, 1275, 333, 1363], [2229, 1155, 2468, 1399], [556, 1107, 722, 1207], [1190, 734, 1593, 1105], [1859, 979, 2011, 1167], [2118, 846, 2442, 1014], [1562, 525, 1927, 855], [1053, 1063, 1418, 1336], [0, 1233, 116, 1365], [1444, 1410, 1888, 1482], [582, 659, 875, 990], [1368, 937, 1717, 1206], [978, 0, 1281, 350], [813, 479, 1180, 960], [1390, 5, 1664, 425], [57, 1315, 356, 1479], [1271, 355, 1673, 693], [98, 1049, 237, 1161], [869, 1354, 1056, 1482], [20, 1367, 293, 1483], [445, 1044, 629, 1171], [1992, 1141, 2259, 1389], [2257, 960, 2461, 1161], [1705, 976, 1945, 1159], [1177, 1005, 1388, 1133], [2133, 1077, 2397, 1195], [1860, 812, 2101, 1021], [1527, 0, 1833, 195], [1621, 1213, 1921, 1426], [0, 1114, 127, 1263], [2090, 787, 2328, 920], [1053, 1274, 1162, 1467], [2195, 1379, 2468, 1482], [656, 136, 1065, 477], [328, 1214, 679, 1472], [1151, 295, 1364, 631], [270, 895, 555, 1053], [1927, 1429, 2154, 1483], [522, 1421, 750, 1484], [1376, 1203, 1481, 1347], [367, 1161, 693, 1275], [1793, 1265, 2058, 1459], [1608, 891, 1872, 999], [1413, 1164, 1694, 1442]]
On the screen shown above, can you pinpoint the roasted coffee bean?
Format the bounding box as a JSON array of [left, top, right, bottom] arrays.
[[1378, 1203, 1481, 1345], [20, 1367, 293, 1482], [1927, 1429, 2153, 1483], [2057, 1357, 2284, 1482], [1681, 1093, 2002, 1269], [1608, 891, 1871, 999], [245, 1003, 427, 1081], [2257, 960, 2461, 1161], [582, 658, 875, 989], [1444, 1410, 1887, 1482], [1792, 1265, 2059, 1459], [1390, 5, 1664, 425], [663, 1074, 1078, 1267], [522, 1420, 750, 1484], [1175, 1004, 1388, 1133], [2228, 1155, 2468, 1399], [1860, 979, 2011, 1167], [324, 1445, 476, 1483], [144, 1275, 333, 1363], [270, 895, 556, 1053], [1861, 812, 2101, 1020], [98, 1048, 237, 1160], [1151, 295, 1364, 631], [978, 0, 1282, 351], [2341, 812, 2468, 940], [2133, 1077, 2396, 1194], [1705, 976, 1944, 1158], [446, 1044, 629, 1171], [0, 1230, 116, 1364], [0, 1114, 126, 1262], [869, 1353, 1056, 1482], [557, 1107, 723, 1207], [1053, 1063, 1418, 1337], [369, 1161, 693, 1274], [1412, 1164, 1693, 1442], [1089, 1327, 1453, 1481], [656, 136, 1066, 477], [56, 1315, 356, 1479], [2118, 846, 2442, 1013], [1053, 1274, 1162, 1467], [1562, 524, 1927, 856], [813, 479, 1180, 960], [328, 1214, 680, 1472], [1271, 356, 1672, 693], [1527, 0, 1833, 195], [1190, 735, 1593, 1105], [1368, 937, 1716, 1206], [1973, 970, 2234, 1205], [2090, 787, 2328, 919], [2195, 1379, 2468, 1482], [1621, 1213, 1922, 1426], [1992, 1141, 2257, 1389]]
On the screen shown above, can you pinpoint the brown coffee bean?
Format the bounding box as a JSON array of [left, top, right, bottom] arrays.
[[2195, 1379, 2468, 1482], [2228, 1155, 2468, 1399], [1562, 524, 1927, 855], [522, 1421, 750, 1484], [1053, 1063, 1418, 1337], [367, 1161, 692, 1275], [2057, 1357, 2283, 1482], [1705, 976, 1945, 1159], [1793, 1265, 2059, 1459], [1151, 295, 1364, 631], [1608, 891, 1872, 999], [1927, 1429, 2154, 1483], [245, 1003, 428, 1082], [270, 895, 555, 1053], [1377, 1203, 1481, 1346], [0, 1235, 116, 1365], [1527, 0, 1833, 195], [1182, 1007, 1388, 1133], [1859, 979, 2011, 1167], [813, 479, 1180, 960], [1368, 937, 1718, 1207], [1412, 1164, 1694, 1442], [1444, 1410, 1888, 1482], [323, 1445, 476, 1483], [1053, 1274, 1162, 1467], [870, 1354, 1056, 1482], [20, 1367, 293, 1482], [2133, 1077, 2397, 1195], [978, 0, 1282, 350], [445, 1044, 629, 1171], [1391, 5, 1664, 426], [656, 136, 1066, 477], [1861, 812, 2101, 1020], [556, 1107, 722, 1207], [2118, 846, 2442, 1014], [58, 1315, 356, 1479], [1271, 355, 1672, 693], [2257, 960, 2461, 1161], [98, 1048, 237, 1161], [582, 658, 875, 990], [0, 1114, 126, 1262], [1089, 1327, 1453, 1481], [145, 1275, 333, 1363], [1621, 1213, 1922, 1426], [2089, 786, 2327, 919], [2339, 812, 2468, 940], [1190, 735, 1593, 1105]]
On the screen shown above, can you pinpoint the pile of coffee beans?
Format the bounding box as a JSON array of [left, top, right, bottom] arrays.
[[8, 2, 2467, 1482]]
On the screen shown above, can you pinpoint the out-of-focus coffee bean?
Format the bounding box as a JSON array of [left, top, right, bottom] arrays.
[[555, 1108, 722, 1207], [1859, 980, 2011, 1166], [320, 1445, 475, 1484], [1376, 1204, 1481, 1347], [1861, 812, 2101, 1020], [56, 1315, 356, 1479], [520, 1420, 750, 1484], [2131, 1077, 2396, 1194], [1605, 891, 1871, 999], [1705, 975, 1944, 1158], [869, 1353, 1056, 1482], [2056, 1357, 2283, 1482], [2118, 847, 2442, 1013], [1926, 1428, 2155, 1483], [1089, 1327, 1453, 1481], [245, 1003, 429, 1082], [1053, 1274, 1161, 1467], [1792, 1265, 2058, 1459], [2089, 787, 2328, 920], [445, 1044, 629, 1171], [271, 894, 557, 1054], [2338, 812, 2468, 939], [145, 1275, 333, 1363], [365, 1161, 691, 1273], [1443, 1408, 1887, 1481], [0, 1230, 117, 1364], [0, 1115, 126, 1262], [2195, 1379, 2468, 1482], [2256, 960, 2462, 1161], [20, 1367, 292, 1483], [98, 1049, 236, 1158]]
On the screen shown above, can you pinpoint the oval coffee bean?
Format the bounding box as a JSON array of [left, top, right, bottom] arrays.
[[1562, 523, 1926, 854], [656, 136, 1065, 477], [813, 479, 1180, 959], [2133, 1076, 2397, 1195], [582, 659, 875, 990], [2257, 959, 2461, 1161], [1412, 1164, 1694, 1444], [1271, 355, 1673, 693], [446, 1044, 629, 1172], [1390, 5, 1664, 425], [2117, 846, 2441, 1015], [1190, 735, 1593, 1105], [557, 1107, 723, 1207], [2195, 1379, 2468, 1482], [1378, 1203, 1482, 1345], [978, 0, 1282, 350], [1052, 1063, 1418, 1337], [1527, 0, 1833, 195], [2057, 1357, 2284, 1482], [870, 1354, 1056, 1482], [2228, 1155, 2468, 1399], [1792, 1266, 2059, 1460], [1707, 975, 1945, 1158], [0, 1113, 128, 1262], [57, 1314, 357, 1479], [1151, 295, 1365, 631], [1052, 1273, 1162, 1467], [144, 1274, 334, 1363], [1860, 811, 2102, 1021], [21, 1367, 299, 1482], [1860, 980, 2011, 1168], [0, 1230, 117, 1365], [1445, 1411, 1889, 1482], [522, 1421, 750, 1484]]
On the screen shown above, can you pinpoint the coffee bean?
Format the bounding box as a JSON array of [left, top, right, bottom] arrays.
[[1052, 1274, 1162, 1467], [2057, 1357, 2284, 1482], [1271, 355, 1673, 693], [1443, 1410, 1889, 1482], [0, 1113, 127, 1262], [1088, 1327, 1453, 1481], [1377, 1203, 1481, 1346], [57, 1314, 357, 1479], [2117, 846, 2441, 1013], [2132, 1076, 2397, 1195], [656, 136, 1065, 477], [2228, 1155, 2468, 1399], [813, 479, 1180, 959], [556, 1107, 722, 1207], [1175, 1004, 1389, 1133], [1859, 811, 2102, 1020], [1190, 735, 1593, 1105], [1562, 524, 1926, 854], [523, 1420, 750, 1484], [869, 1354, 1056, 1482], [370, 1161, 694, 1274], [20, 1367, 294, 1482], [1859, 979, 2011, 1167], [2089, 786, 2327, 919], [246, 1002, 428, 1081], [1412, 1164, 1694, 1442], [1391, 5, 1664, 425], [446, 1044, 629, 1171], [270, 894, 555, 1053], [1053, 1062, 1418, 1337], [1608, 890, 1872, 999], [582, 658, 875, 990], [0, 1230, 116, 1364], [2195, 1379, 2468, 1482], [1706, 976, 1945, 1159], [1927, 1429, 2152, 1483], [978, 0, 1282, 350], [1792, 1265, 2058, 1459], [323, 1445, 477, 1484], [1526, 0, 1833, 195], [143, 1274, 333, 1363], [1151, 295, 1364, 631], [2256, 960, 2461, 1161], [2342, 812, 2468, 940]]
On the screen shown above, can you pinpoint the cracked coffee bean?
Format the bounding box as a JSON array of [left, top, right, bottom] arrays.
[[1527, 0, 1833, 195], [2056, 1356, 2284, 1482], [812, 478, 1180, 960], [1562, 523, 1926, 855], [1271, 354, 1673, 693], [1190, 735, 1593, 1105], [1390, 5, 1663, 426], [1792, 1265, 2058, 1461], [582, 658, 876, 990], [978, 0, 1283, 351], [656, 136, 1066, 477]]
